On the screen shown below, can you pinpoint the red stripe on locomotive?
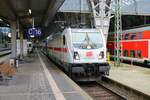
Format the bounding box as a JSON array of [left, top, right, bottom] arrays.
[[48, 47, 67, 53]]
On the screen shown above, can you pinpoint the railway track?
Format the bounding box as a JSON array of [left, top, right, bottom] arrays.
[[99, 77, 150, 100], [78, 81, 126, 100], [0, 49, 11, 57], [78, 76, 150, 100]]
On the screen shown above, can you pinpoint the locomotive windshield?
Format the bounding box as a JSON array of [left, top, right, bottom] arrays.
[[72, 32, 103, 49]]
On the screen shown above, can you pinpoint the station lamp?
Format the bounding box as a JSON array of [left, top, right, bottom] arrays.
[[8, 33, 11, 38], [6, 24, 10, 27], [29, 9, 32, 15], [0, 18, 3, 21]]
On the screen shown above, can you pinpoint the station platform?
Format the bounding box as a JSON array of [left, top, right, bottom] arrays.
[[0, 51, 93, 100], [108, 62, 150, 96], [0, 54, 10, 63]]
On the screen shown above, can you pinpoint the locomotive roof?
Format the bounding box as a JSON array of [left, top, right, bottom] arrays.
[[110, 26, 150, 34], [47, 28, 102, 40], [70, 28, 101, 33], [123, 26, 150, 33]]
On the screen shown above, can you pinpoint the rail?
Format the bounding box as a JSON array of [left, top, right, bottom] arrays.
[[78, 81, 125, 100], [98, 76, 150, 100], [0, 49, 11, 57]]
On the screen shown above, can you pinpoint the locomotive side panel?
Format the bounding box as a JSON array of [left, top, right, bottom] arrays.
[[64, 29, 73, 63], [47, 34, 69, 64], [47, 36, 60, 62]]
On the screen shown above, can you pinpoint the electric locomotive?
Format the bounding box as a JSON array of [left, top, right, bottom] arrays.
[[44, 28, 110, 81]]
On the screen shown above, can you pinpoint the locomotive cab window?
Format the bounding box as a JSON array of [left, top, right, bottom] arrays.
[[72, 31, 103, 49], [137, 50, 142, 58], [63, 35, 65, 45], [130, 50, 135, 57], [124, 50, 128, 57]]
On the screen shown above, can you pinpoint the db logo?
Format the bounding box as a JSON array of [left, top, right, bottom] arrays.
[[86, 51, 93, 57]]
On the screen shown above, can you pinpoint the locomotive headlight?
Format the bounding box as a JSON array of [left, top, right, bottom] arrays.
[[98, 51, 104, 59], [74, 52, 80, 60]]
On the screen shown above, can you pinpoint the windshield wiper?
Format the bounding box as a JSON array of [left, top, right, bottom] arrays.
[[80, 33, 97, 49]]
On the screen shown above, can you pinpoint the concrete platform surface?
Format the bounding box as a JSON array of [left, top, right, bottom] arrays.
[[0, 54, 10, 63], [108, 62, 150, 96], [0, 51, 92, 100]]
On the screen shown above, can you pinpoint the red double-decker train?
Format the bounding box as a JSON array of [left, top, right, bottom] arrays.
[[107, 26, 150, 65]]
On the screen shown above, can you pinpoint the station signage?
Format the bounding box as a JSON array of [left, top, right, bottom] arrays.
[[27, 28, 42, 38]]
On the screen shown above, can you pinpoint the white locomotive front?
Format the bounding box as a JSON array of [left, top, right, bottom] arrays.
[[46, 28, 110, 81]]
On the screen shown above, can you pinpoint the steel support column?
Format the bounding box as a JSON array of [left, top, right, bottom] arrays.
[[10, 21, 17, 66], [114, 0, 122, 66], [20, 31, 23, 60], [89, 0, 113, 41]]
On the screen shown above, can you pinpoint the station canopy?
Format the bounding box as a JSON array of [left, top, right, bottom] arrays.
[[0, 0, 149, 36], [0, 0, 65, 28], [117, 0, 150, 15], [59, 0, 150, 16]]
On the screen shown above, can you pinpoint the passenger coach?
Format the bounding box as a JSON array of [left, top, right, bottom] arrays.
[[107, 26, 150, 65]]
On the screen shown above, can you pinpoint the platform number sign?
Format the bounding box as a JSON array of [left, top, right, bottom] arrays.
[[28, 28, 42, 38]]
